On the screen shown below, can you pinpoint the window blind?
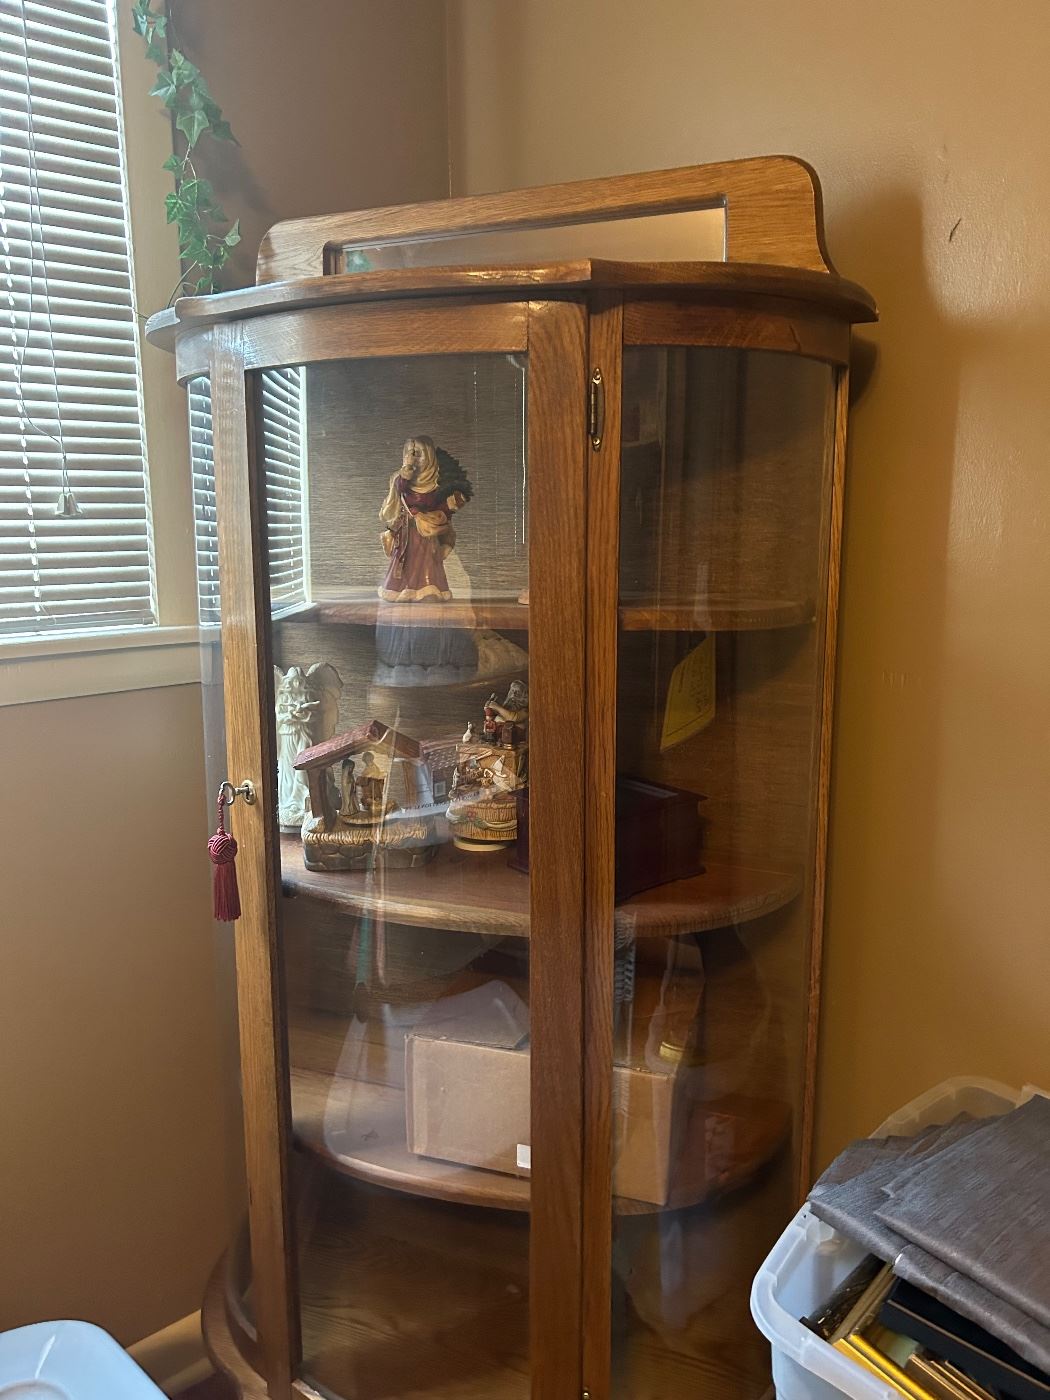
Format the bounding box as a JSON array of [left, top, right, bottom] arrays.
[[0, 0, 155, 637], [188, 368, 306, 624], [187, 375, 217, 624], [260, 366, 306, 614]]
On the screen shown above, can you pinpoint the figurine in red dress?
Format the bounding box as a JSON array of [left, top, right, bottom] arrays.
[[378, 436, 472, 602]]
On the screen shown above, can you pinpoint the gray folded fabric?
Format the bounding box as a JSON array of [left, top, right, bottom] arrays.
[[893, 1244, 1050, 1375], [808, 1106, 1050, 1374], [814, 1120, 958, 1189], [876, 1095, 1050, 1331], [809, 1116, 986, 1260]]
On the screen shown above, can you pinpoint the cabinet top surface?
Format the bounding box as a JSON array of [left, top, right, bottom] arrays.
[[146, 159, 879, 351], [144, 258, 876, 352]]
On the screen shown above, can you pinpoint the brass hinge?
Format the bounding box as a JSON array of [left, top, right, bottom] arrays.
[[588, 366, 604, 450]]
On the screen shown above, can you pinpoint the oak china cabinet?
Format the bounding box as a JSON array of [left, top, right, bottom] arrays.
[[147, 158, 876, 1400]]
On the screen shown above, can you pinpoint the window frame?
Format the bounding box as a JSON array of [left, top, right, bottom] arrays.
[[0, 0, 201, 705]]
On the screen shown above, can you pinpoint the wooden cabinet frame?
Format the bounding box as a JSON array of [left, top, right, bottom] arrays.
[[211, 296, 596, 1400], [149, 159, 875, 1400]]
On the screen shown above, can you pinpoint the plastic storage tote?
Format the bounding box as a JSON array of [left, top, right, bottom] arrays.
[[0, 1320, 167, 1398], [749, 1076, 1024, 1400]]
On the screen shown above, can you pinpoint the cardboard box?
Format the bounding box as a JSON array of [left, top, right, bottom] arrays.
[[407, 1032, 683, 1202], [404, 965, 785, 1206]]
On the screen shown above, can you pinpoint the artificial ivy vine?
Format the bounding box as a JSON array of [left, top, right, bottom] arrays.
[[131, 0, 241, 298]]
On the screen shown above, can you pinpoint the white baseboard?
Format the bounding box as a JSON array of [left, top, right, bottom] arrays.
[[129, 1311, 211, 1395]]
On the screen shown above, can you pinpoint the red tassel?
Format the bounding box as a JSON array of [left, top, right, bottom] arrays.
[[208, 792, 241, 922]]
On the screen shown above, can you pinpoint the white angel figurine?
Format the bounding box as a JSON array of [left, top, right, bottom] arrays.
[[275, 662, 342, 831]]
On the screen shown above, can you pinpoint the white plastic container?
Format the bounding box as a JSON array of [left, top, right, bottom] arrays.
[[0, 1320, 166, 1399], [749, 1076, 1024, 1400]]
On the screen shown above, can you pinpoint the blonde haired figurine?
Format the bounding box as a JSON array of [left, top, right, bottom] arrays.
[[378, 436, 472, 602]]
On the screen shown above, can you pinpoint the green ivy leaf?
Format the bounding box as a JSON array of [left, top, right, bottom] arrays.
[[149, 70, 178, 107], [175, 106, 210, 150], [201, 96, 237, 144], [169, 50, 201, 88], [181, 236, 210, 265], [176, 213, 203, 243], [138, 13, 241, 293]]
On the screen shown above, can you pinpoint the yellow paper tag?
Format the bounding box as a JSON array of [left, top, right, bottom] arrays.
[[660, 636, 716, 751]]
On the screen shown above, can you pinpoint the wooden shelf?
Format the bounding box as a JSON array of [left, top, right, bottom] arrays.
[[293, 1065, 532, 1212], [287, 1008, 790, 1216], [619, 597, 814, 631], [303, 595, 531, 631], [281, 835, 801, 940], [287, 592, 813, 633]]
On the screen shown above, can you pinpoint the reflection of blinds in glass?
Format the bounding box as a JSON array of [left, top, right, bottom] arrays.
[[187, 377, 218, 624], [0, 0, 155, 636], [188, 370, 306, 624], [260, 367, 306, 614], [305, 355, 527, 600]]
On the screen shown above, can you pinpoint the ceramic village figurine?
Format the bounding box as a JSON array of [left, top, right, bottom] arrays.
[[293, 721, 440, 871], [275, 662, 342, 831], [447, 681, 529, 852], [378, 436, 473, 602]]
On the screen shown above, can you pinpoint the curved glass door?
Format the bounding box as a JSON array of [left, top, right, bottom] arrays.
[[259, 350, 533, 1397], [609, 343, 838, 1397]]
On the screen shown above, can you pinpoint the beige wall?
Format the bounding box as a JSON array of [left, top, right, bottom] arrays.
[[174, 0, 450, 285], [446, 0, 1050, 1167], [0, 686, 243, 1343]]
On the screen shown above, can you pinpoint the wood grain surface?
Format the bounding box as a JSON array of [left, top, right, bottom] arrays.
[[145, 258, 875, 361], [279, 837, 799, 940], [295, 592, 813, 633], [525, 298, 588, 1399], [212, 332, 300, 1396], [623, 299, 852, 365], [581, 293, 623, 1400], [798, 366, 851, 1199], [254, 159, 836, 282]]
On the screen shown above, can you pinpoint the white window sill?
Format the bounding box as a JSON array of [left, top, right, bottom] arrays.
[[0, 625, 211, 707]]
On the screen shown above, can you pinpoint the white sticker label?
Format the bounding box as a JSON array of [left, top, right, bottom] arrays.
[[516, 1143, 532, 1170]]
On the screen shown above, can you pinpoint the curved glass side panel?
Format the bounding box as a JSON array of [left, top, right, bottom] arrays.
[[257, 352, 531, 1398], [611, 347, 836, 1398]]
